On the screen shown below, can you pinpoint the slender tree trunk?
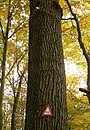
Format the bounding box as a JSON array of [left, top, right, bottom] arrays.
[[0, 42, 7, 130], [11, 72, 24, 130], [65, 0, 90, 104], [87, 59, 90, 103], [25, 0, 68, 129], [0, 1, 11, 129]]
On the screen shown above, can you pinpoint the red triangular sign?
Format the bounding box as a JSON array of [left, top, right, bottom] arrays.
[[42, 105, 53, 116]]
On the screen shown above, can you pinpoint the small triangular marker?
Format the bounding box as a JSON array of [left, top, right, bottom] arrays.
[[42, 105, 53, 116]]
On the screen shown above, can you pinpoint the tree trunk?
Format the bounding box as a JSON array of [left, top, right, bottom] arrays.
[[0, 1, 11, 129], [87, 59, 90, 103], [25, 0, 68, 129], [11, 72, 24, 130]]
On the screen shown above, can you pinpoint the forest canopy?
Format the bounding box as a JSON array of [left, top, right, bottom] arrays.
[[0, 0, 90, 129]]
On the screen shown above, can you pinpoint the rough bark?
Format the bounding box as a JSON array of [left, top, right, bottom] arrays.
[[25, 0, 68, 129]]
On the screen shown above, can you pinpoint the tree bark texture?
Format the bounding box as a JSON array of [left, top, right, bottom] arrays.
[[25, 0, 68, 129]]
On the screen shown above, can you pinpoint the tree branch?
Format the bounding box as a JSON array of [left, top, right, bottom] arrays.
[[8, 19, 28, 39], [62, 17, 74, 20], [65, 0, 89, 62], [79, 88, 90, 94], [79, 88, 90, 103], [65, 0, 90, 104], [0, 20, 5, 42], [5, 49, 27, 77]]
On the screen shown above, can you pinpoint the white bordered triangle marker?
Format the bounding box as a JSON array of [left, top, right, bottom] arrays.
[[42, 105, 53, 116]]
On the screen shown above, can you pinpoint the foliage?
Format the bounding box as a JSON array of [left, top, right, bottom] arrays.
[[67, 90, 90, 130], [0, 0, 90, 129], [0, 0, 29, 129]]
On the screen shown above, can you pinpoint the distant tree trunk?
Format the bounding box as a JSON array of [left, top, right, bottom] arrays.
[[11, 72, 24, 130], [25, 0, 68, 129], [0, 0, 11, 129]]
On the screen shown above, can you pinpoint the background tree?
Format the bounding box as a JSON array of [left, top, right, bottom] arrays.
[[0, 0, 29, 129], [64, 0, 90, 103], [60, 0, 90, 103], [25, 0, 68, 129], [0, 0, 12, 129]]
